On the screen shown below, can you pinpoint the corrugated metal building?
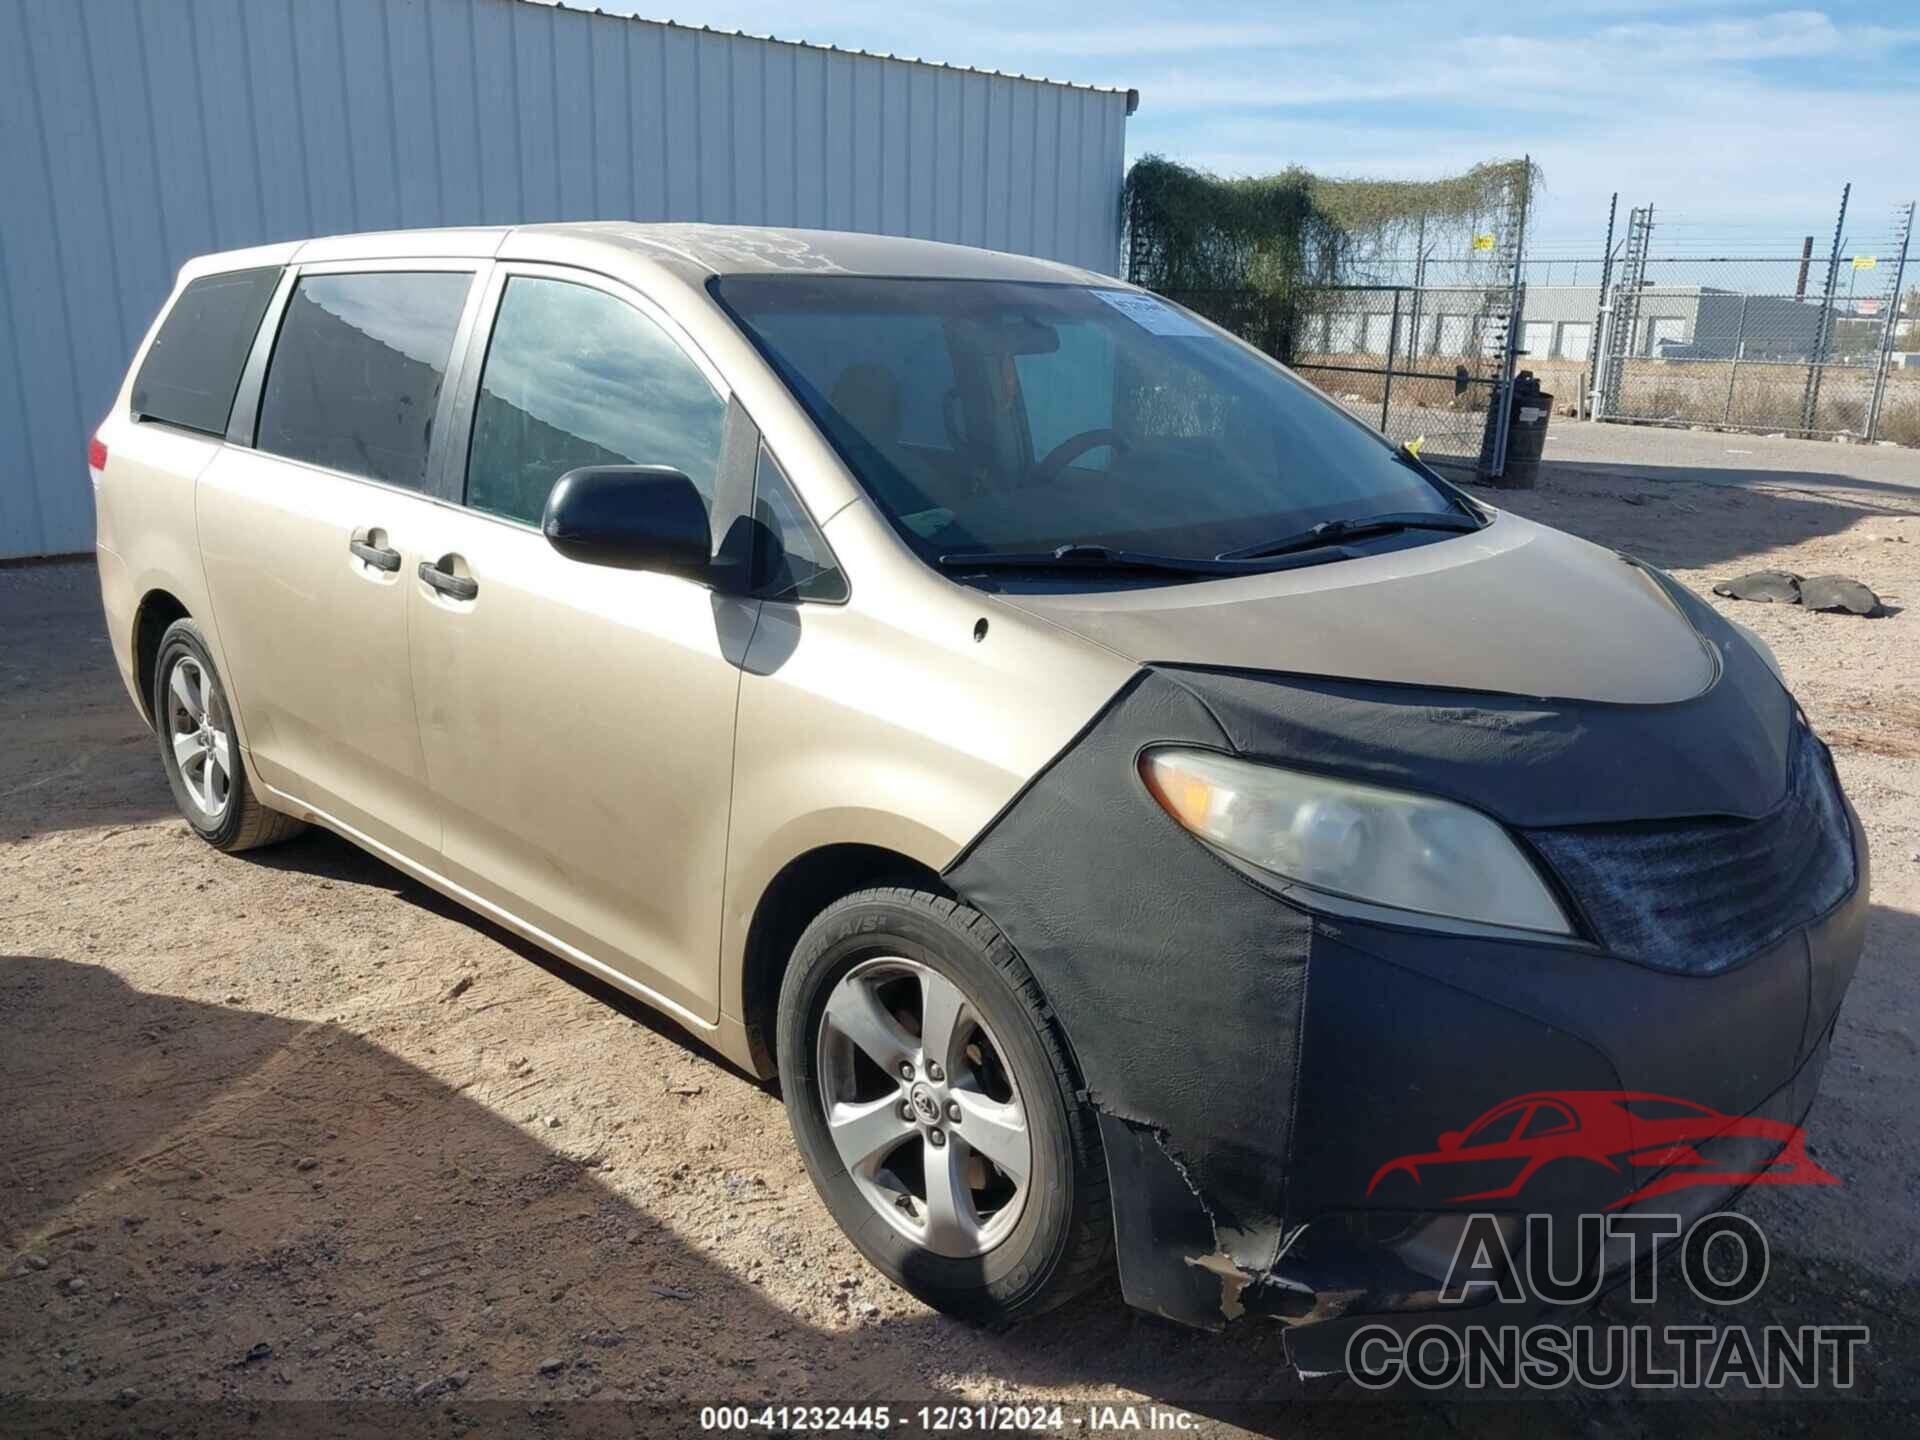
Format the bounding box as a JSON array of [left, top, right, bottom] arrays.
[[1314, 286, 1857, 366], [0, 0, 1134, 559]]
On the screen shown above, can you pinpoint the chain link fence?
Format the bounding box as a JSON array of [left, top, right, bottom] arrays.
[[1593, 257, 1915, 441], [1291, 283, 1510, 466], [1133, 162, 1534, 477], [1168, 284, 1506, 469], [1164, 250, 1531, 474], [1581, 196, 1916, 443], [1162, 188, 1920, 456]]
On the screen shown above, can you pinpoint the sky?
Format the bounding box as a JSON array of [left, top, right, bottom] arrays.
[[600, 1, 1919, 256]]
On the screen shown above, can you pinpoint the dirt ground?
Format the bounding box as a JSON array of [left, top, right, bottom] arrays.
[[3, 422, 1918, 1436]]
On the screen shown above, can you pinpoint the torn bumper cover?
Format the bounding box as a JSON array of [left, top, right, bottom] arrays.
[[943, 576, 1867, 1365]]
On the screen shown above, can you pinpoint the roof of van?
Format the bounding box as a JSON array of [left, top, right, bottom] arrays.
[[188, 223, 1119, 286], [518, 223, 1115, 284]]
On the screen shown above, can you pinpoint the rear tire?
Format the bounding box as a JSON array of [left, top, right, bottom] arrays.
[[776, 887, 1111, 1323], [153, 619, 305, 853]]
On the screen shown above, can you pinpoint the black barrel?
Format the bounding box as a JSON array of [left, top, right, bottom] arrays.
[[1483, 370, 1552, 489]]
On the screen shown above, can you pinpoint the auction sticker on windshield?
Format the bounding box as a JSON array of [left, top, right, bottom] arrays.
[[1090, 289, 1211, 336]]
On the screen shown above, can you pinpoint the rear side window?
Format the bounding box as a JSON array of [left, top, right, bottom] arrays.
[[131, 267, 281, 435], [465, 276, 726, 526], [256, 271, 472, 490]]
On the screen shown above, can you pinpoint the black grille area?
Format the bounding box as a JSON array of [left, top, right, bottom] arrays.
[[1526, 725, 1855, 975]]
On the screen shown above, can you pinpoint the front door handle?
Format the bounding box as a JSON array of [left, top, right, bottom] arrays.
[[418, 558, 478, 601], [350, 537, 402, 572]]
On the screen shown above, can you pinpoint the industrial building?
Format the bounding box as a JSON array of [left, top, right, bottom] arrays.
[[1312, 285, 1857, 368], [0, 0, 1134, 559]]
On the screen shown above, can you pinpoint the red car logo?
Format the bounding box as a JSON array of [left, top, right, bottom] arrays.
[[1366, 1091, 1838, 1210]]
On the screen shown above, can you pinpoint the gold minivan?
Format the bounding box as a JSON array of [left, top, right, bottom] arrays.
[[91, 224, 1864, 1370]]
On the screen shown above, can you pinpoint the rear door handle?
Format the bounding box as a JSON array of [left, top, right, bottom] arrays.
[[349, 537, 401, 572], [418, 558, 478, 601]]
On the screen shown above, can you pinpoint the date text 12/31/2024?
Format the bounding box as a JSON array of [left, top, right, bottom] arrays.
[[699, 1404, 1201, 1431]]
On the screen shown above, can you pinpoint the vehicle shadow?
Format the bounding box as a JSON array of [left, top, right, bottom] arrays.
[[0, 948, 1534, 1437], [0, 951, 943, 1415], [236, 825, 760, 1084]]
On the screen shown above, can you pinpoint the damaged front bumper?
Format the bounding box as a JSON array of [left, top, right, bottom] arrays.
[[1089, 794, 1864, 1366], [944, 621, 1867, 1371], [1091, 824, 1864, 1367]]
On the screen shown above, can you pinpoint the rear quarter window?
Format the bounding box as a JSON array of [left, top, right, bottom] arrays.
[[130, 267, 282, 436]]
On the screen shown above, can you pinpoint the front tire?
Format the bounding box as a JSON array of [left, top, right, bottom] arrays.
[[776, 887, 1111, 1323], [153, 619, 305, 852]]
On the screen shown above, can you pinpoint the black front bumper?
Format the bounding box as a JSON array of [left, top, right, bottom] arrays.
[[1275, 1000, 1845, 1375], [944, 652, 1868, 1366], [1085, 810, 1865, 1352]]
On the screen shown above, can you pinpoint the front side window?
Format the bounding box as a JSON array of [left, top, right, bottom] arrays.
[[132, 266, 282, 436], [716, 277, 1462, 572], [465, 277, 726, 527], [255, 271, 472, 489]]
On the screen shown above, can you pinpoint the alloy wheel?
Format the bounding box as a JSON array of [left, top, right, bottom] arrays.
[[815, 956, 1032, 1257], [165, 656, 233, 821]]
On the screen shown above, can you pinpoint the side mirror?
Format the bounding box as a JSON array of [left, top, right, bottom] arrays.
[[542, 465, 710, 578], [1437, 1130, 1463, 1153]]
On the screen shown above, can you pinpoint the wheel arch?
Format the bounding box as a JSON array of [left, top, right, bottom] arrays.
[[735, 841, 955, 1077], [132, 587, 192, 726]]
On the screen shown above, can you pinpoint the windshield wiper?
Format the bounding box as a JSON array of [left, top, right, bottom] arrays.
[[1215, 510, 1481, 562], [936, 542, 1353, 578]]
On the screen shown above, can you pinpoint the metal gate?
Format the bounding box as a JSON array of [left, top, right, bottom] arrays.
[[1288, 279, 1522, 471], [1158, 165, 1533, 477]]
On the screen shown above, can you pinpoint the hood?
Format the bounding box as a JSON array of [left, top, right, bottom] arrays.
[[995, 511, 1716, 705]]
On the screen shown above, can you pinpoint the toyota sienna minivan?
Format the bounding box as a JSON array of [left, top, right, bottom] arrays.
[[90, 224, 1865, 1370]]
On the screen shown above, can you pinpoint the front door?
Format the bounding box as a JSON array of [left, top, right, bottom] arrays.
[[197, 266, 477, 863], [408, 268, 754, 1021]]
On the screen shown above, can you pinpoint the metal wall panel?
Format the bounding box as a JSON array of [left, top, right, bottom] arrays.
[[0, 0, 1130, 558]]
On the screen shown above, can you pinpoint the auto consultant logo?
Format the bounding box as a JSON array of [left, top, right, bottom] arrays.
[[1345, 1211, 1868, 1391], [1365, 1090, 1839, 1209], [1347, 1091, 1861, 1392]]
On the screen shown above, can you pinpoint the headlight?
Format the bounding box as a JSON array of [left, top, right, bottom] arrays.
[[1140, 748, 1570, 935]]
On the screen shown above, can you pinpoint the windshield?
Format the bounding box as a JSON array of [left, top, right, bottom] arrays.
[[714, 276, 1462, 564]]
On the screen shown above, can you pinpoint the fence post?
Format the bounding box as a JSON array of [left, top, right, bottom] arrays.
[[1380, 289, 1401, 432], [1723, 294, 1749, 425], [1865, 202, 1914, 443], [1408, 242, 1430, 372], [1488, 163, 1531, 478], [1590, 297, 1611, 420], [1586, 193, 1618, 413], [1801, 183, 1850, 435], [1590, 294, 1613, 419]]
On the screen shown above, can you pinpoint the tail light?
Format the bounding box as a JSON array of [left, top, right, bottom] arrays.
[[88, 434, 108, 471]]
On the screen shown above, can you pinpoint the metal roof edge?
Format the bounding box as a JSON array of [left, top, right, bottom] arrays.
[[510, 0, 1138, 102]]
